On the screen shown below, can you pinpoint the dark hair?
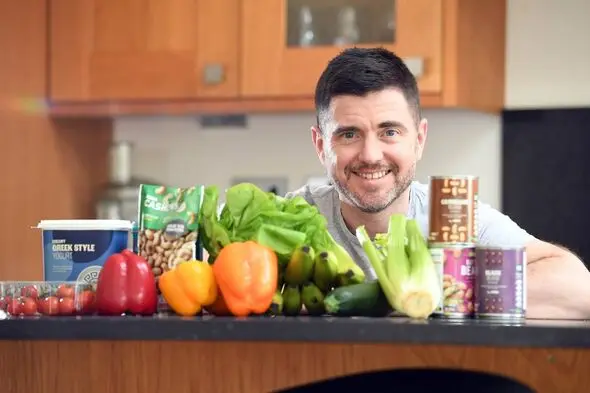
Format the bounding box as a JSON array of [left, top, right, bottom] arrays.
[[314, 47, 421, 127]]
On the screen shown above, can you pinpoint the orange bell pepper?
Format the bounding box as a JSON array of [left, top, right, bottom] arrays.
[[158, 260, 217, 316], [212, 241, 278, 317], [205, 289, 234, 316]]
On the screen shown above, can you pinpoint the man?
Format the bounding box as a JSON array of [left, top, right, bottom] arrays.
[[286, 47, 590, 319]]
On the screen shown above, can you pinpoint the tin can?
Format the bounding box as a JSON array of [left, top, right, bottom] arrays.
[[474, 246, 526, 319], [428, 176, 478, 244], [429, 243, 476, 318]]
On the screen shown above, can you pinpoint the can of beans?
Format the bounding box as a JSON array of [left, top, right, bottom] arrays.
[[428, 176, 478, 244], [429, 243, 476, 318], [474, 246, 526, 319]]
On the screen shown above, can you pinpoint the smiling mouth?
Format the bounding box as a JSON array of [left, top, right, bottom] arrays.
[[353, 170, 392, 180]]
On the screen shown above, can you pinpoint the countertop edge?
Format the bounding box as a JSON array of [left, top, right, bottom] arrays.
[[1, 316, 589, 349]]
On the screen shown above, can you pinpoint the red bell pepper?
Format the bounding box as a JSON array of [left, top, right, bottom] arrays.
[[95, 249, 158, 315]]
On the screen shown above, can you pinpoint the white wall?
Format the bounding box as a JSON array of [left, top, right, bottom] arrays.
[[115, 110, 501, 205], [505, 0, 590, 108], [114, 0, 590, 210]]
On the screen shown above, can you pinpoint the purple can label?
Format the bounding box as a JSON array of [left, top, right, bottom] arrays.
[[430, 244, 476, 317], [475, 246, 526, 318]]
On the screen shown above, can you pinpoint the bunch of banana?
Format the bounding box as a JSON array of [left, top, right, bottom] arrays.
[[269, 243, 366, 317]]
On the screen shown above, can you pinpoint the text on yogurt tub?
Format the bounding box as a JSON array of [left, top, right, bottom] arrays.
[[51, 239, 95, 259]]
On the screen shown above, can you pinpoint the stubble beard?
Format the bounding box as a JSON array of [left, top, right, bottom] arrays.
[[329, 162, 416, 214]]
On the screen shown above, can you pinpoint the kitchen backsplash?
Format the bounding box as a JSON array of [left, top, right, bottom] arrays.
[[114, 108, 501, 208]]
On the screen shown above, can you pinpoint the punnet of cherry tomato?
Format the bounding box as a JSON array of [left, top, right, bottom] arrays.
[[0, 281, 96, 317]]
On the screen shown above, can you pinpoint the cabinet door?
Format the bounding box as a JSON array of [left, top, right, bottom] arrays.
[[50, 0, 239, 101], [241, 0, 442, 98]]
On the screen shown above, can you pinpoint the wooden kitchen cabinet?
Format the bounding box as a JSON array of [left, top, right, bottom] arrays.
[[49, 0, 506, 116], [241, 0, 506, 113], [49, 0, 240, 102], [242, 0, 443, 97]]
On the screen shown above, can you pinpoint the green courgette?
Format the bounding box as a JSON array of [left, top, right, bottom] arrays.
[[323, 280, 392, 317]]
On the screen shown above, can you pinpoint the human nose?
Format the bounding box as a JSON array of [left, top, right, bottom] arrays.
[[358, 134, 384, 163]]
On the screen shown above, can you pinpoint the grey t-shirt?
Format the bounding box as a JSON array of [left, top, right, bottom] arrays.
[[285, 181, 534, 280]]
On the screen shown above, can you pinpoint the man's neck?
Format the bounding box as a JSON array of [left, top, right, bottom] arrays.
[[340, 187, 412, 239]]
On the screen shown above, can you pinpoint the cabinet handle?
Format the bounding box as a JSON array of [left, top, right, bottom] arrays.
[[202, 64, 225, 85], [402, 57, 424, 78]]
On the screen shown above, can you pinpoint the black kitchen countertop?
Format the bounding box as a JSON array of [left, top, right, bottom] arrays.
[[1, 313, 589, 348]]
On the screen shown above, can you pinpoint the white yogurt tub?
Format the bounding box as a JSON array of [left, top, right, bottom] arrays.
[[36, 219, 133, 285]]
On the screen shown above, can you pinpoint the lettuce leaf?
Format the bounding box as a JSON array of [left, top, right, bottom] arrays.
[[198, 183, 335, 262]]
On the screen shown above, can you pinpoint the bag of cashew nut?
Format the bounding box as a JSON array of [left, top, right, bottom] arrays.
[[137, 184, 204, 282]]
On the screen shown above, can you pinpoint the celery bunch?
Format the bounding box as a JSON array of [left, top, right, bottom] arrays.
[[356, 214, 441, 319]]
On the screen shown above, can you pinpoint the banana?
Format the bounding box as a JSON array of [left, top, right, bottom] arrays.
[[284, 245, 315, 286], [313, 250, 339, 292], [332, 242, 366, 287], [277, 254, 291, 270], [267, 290, 284, 316], [282, 284, 302, 316], [301, 281, 326, 316]]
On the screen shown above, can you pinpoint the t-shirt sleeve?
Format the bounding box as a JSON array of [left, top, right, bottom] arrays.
[[478, 201, 536, 246], [284, 185, 315, 205]]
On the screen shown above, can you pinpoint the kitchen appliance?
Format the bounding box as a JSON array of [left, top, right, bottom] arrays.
[[95, 141, 160, 222]]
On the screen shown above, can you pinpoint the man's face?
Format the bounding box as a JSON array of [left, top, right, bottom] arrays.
[[312, 88, 427, 213]]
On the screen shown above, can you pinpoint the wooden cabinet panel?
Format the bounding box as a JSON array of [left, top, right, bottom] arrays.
[[240, 0, 443, 98], [49, 0, 239, 102], [1, 1, 112, 280], [47, 0, 505, 116]]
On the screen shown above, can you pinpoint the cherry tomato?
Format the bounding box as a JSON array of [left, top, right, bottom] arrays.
[[6, 298, 23, 316], [58, 297, 75, 315], [38, 296, 60, 316], [75, 290, 96, 315], [0, 296, 8, 311], [20, 285, 39, 300], [56, 284, 75, 299], [21, 297, 38, 316]]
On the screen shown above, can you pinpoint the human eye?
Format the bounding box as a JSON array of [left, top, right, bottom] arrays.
[[333, 128, 359, 144], [342, 130, 357, 139], [383, 128, 401, 137]]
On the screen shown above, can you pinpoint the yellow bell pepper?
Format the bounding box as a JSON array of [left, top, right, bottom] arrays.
[[158, 260, 218, 316]]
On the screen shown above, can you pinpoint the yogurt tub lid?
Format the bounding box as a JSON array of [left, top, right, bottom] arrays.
[[36, 219, 133, 231]]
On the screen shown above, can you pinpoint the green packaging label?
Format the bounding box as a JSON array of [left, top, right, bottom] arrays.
[[137, 184, 204, 276]]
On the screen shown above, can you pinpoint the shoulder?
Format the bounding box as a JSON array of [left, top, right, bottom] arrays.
[[285, 183, 338, 219], [285, 183, 336, 204], [409, 180, 534, 246], [478, 201, 536, 246]]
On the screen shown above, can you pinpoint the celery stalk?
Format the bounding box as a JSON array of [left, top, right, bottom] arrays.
[[355, 215, 441, 320], [373, 233, 389, 275], [355, 226, 396, 308], [402, 219, 441, 319], [385, 214, 409, 283]]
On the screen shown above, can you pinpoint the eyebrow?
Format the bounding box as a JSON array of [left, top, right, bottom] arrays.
[[334, 125, 359, 134], [333, 121, 407, 134], [378, 121, 406, 130]]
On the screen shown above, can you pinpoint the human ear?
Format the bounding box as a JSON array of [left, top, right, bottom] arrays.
[[415, 118, 428, 161], [311, 126, 326, 165]]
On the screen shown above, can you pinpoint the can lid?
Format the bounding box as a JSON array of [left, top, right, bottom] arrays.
[[476, 245, 526, 251], [36, 219, 133, 231], [429, 175, 479, 180]]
